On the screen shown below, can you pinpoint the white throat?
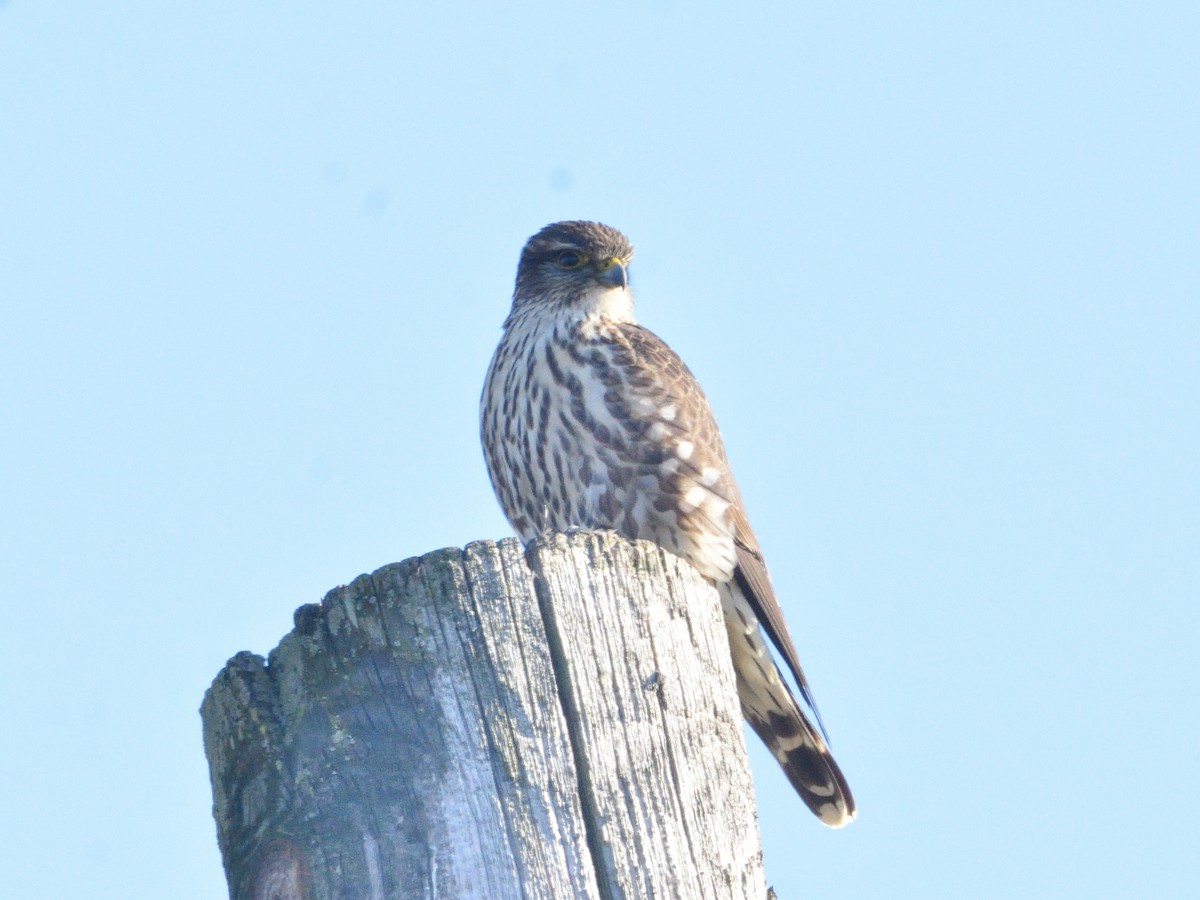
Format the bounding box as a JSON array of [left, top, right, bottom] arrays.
[[586, 285, 635, 324], [506, 285, 636, 337]]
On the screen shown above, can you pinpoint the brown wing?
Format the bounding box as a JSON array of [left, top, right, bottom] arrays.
[[613, 324, 826, 732], [731, 519, 830, 740]]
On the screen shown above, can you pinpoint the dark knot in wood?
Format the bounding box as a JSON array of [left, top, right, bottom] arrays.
[[250, 839, 310, 900]]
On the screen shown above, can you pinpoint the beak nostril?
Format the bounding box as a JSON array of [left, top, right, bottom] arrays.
[[596, 260, 628, 290]]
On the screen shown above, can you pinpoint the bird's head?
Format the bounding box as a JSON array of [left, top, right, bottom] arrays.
[[509, 221, 635, 325]]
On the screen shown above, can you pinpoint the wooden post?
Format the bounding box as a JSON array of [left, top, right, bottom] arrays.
[[201, 532, 768, 899]]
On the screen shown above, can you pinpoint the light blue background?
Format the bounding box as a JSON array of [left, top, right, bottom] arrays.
[[2, 2, 1196, 897]]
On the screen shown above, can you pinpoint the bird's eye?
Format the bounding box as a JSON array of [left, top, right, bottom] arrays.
[[556, 250, 584, 269]]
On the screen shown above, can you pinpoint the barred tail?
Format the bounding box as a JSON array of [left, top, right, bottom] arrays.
[[720, 583, 856, 827], [743, 689, 856, 827]]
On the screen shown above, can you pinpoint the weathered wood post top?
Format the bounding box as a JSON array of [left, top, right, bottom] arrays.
[[201, 531, 768, 899]]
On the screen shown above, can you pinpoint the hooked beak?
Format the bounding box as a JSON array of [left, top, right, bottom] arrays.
[[594, 257, 629, 290]]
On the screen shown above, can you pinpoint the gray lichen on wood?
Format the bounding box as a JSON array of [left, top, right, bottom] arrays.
[[202, 532, 767, 899]]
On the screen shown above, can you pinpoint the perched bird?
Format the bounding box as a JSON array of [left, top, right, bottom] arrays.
[[480, 221, 855, 827]]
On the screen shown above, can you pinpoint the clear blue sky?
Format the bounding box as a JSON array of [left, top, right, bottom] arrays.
[[2, 2, 1196, 898]]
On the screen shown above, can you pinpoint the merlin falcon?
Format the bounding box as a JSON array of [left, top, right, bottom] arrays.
[[480, 221, 855, 827]]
